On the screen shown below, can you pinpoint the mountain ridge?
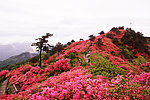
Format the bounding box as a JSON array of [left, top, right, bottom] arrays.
[[0, 43, 33, 61], [0, 52, 38, 69]]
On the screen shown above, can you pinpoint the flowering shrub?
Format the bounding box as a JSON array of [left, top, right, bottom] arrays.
[[45, 58, 71, 76], [0, 70, 9, 78], [30, 66, 40, 74], [65, 50, 79, 67], [54, 58, 71, 71], [109, 56, 126, 65], [1, 67, 149, 100], [65, 48, 78, 55], [45, 56, 56, 65], [139, 62, 150, 72], [109, 73, 150, 99], [29, 67, 110, 100], [8, 65, 46, 92]]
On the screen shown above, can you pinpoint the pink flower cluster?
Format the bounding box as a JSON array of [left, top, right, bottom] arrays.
[[109, 73, 150, 99], [101, 42, 121, 55], [109, 56, 126, 65], [66, 49, 78, 55], [139, 61, 150, 68], [54, 58, 71, 71], [2, 66, 149, 100], [132, 73, 150, 85], [29, 66, 109, 100], [0, 70, 9, 78], [8, 65, 46, 91], [45, 58, 71, 75], [30, 66, 40, 74], [45, 56, 53, 65]]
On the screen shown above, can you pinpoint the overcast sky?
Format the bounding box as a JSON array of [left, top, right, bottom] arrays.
[[0, 0, 150, 45]]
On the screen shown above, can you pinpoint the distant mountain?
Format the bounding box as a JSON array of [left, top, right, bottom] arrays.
[[0, 52, 38, 68], [0, 43, 33, 61]]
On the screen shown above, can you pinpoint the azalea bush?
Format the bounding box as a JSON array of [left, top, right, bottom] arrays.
[[109, 73, 150, 99], [1, 66, 150, 100], [0, 70, 9, 87], [119, 46, 134, 59], [106, 33, 114, 39], [7, 65, 46, 91], [65, 50, 79, 67], [45, 56, 57, 65], [139, 61, 150, 72], [0, 70, 9, 78]]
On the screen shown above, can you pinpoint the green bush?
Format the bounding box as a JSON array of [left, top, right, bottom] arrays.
[[29, 55, 39, 63], [96, 38, 103, 47], [140, 65, 150, 72], [134, 56, 148, 66], [65, 52, 78, 67], [121, 29, 148, 54], [0, 77, 6, 87], [89, 54, 125, 78], [106, 33, 114, 39], [112, 38, 122, 46], [119, 46, 133, 59]]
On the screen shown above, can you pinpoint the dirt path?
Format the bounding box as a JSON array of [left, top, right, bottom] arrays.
[[0, 79, 8, 96]]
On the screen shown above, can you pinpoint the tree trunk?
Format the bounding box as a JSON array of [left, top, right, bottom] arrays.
[[39, 49, 42, 67]]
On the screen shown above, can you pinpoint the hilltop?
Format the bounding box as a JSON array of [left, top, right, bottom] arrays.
[[0, 27, 150, 99]]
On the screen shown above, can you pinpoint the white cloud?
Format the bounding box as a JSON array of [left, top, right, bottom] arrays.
[[0, 0, 150, 45]]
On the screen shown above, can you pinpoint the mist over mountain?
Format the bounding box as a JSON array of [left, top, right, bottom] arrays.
[[0, 52, 38, 69], [0, 43, 33, 61]]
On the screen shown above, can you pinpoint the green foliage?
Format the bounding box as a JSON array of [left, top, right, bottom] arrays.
[[140, 65, 150, 72], [29, 53, 52, 64], [0, 60, 29, 71], [89, 54, 125, 78], [41, 53, 49, 60], [6, 82, 12, 94], [65, 52, 78, 67], [112, 38, 121, 46], [48, 42, 66, 56], [29, 55, 39, 63], [120, 46, 133, 59], [32, 33, 53, 67], [110, 27, 119, 32], [0, 77, 6, 87], [46, 57, 57, 65], [89, 35, 95, 42], [65, 52, 77, 60], [106, 33, 114, 39], [133, 56, 148, 66], [121, 28, 149, 54], [96, 38, 103, 47], [98, 31, 105, 35]]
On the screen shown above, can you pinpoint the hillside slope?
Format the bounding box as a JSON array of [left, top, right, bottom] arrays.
[[0, 52, 37, 69], [0, 43, 33, 61], [0, 27, 150, 100]]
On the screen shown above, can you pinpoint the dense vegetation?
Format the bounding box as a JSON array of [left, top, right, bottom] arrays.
[[0, 27, 150, 99]]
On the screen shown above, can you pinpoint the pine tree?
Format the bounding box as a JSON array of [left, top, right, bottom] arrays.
[[31, 33, 53, 67]]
